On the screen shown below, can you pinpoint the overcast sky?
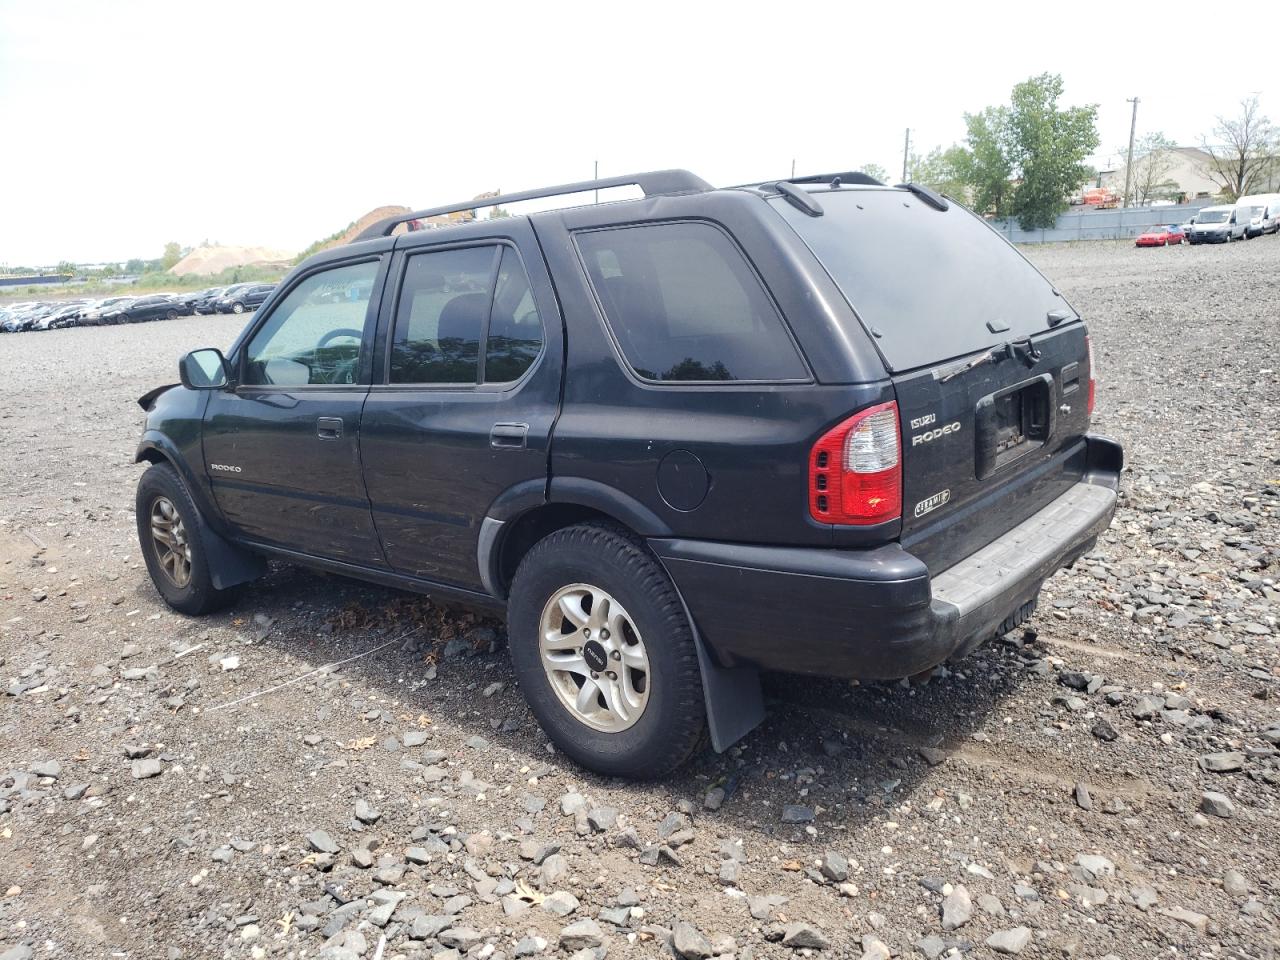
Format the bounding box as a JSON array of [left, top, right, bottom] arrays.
[[1, 0, 1275, 266]]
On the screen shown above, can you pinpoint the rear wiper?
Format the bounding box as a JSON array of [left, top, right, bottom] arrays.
[[939, 338, 1042, 382], [939, 348, 996, 382]]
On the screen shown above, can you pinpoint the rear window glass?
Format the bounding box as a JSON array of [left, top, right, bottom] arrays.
[[391, 246, 496, 384], [773, 190, 1070, 372], [576, 221, 807, 382]]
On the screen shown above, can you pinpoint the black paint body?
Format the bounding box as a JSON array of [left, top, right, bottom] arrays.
[[136, 177, 1123, 679]]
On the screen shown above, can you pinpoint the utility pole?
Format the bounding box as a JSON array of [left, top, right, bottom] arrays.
[[902, 128, 911, 183], [593, 160, 599, 204], [1122, 97, 1139, 208], [791, 158, 796, 179]]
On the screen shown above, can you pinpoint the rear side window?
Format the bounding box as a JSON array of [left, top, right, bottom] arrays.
[[485, 248, 545, 384], [390, 245, 544, 385], [576, 221, 807, 382]]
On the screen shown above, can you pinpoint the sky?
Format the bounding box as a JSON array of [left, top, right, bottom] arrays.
[[1, 0, 1276, 267]]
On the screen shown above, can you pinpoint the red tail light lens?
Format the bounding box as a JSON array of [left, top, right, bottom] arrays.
[[809, 400, 902, 525], [1085, 335, 1097, 416]]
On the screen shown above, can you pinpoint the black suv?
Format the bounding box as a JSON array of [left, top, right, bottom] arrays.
[[134, 169, 1122, 777], [215, 283, 275, 314]]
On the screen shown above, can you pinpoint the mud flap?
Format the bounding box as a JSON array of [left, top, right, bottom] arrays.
[[693, 626, 765, 752], [196, 513, 267, 590], [653, 548, 765, 752]]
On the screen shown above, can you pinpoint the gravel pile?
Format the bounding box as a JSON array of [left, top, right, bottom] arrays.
[[0, 238, 1276, 958]]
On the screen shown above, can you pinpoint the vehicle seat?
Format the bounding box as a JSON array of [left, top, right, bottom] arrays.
[[436, 293, 487, 345]]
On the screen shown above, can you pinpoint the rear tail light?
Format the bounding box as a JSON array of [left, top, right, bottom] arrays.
[[1085, 335, 1097, 416], [809, 400, 902, 525]]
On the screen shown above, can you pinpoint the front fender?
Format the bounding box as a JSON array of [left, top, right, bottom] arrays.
[[135, 430, 226, 534]]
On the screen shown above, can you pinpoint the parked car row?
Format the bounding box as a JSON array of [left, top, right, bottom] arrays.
[[0, 282, 277, 332], [1171, 193, 1280, 246]]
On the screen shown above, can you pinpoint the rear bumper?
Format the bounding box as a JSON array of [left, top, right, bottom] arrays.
[[652, 434, 1122, 680]]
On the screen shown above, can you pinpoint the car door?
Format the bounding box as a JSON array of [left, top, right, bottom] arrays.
[[359, 220, 562, 589], [201, 251, 392, 565]]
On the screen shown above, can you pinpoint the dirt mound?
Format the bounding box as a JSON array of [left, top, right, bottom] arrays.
[[169, 245, 295, 277], [330, 206, 414, 248]]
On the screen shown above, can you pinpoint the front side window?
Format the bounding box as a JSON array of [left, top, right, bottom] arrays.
[[389, 245, 544, 385], [575, 221, 807, 382], [242, 259, 379, 386]]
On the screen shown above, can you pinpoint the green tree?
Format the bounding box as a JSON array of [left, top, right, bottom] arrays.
[[907, 146, 971, 201], [56, 260, 77, 276], [1004, 74, 1099, 228], [959, 106, 1015, 217], [125, 258, 146, 274], [161, 242, 183, 271], [859, 162, 891, 184]]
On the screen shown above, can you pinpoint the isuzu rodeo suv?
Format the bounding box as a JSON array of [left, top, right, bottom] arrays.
[[134, 169, 1123, 777]]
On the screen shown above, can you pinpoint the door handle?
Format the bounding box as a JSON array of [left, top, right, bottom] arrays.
[[317, 417, 343, 440], [490, 422, 529, 449]]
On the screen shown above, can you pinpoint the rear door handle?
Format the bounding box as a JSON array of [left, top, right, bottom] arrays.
[[490, 422, 529, 449], [316, 417, 343, 440]]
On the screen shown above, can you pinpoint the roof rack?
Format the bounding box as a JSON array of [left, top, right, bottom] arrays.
[[353, 169, 713, 242], [787, 171, 885, 187]]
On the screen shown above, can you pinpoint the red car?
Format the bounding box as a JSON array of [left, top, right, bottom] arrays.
[[1135, 224, 1185, 247]]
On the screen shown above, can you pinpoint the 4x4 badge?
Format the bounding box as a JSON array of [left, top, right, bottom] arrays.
[[914, 489, 950, 518]]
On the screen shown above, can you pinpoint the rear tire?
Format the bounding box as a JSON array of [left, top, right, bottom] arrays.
[[166, 310, 179, 321], [136, 463, 234, 615], [507, 523, 706, 778]]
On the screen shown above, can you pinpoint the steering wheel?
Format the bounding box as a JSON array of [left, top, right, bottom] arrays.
[[317, 328, 363, 350]]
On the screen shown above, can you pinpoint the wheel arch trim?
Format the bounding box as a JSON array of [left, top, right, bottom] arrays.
[[478, 478, 674, 601]]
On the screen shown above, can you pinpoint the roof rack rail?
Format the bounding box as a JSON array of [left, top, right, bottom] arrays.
[[787, 171, 885, 187], [771, 181, 824, 217], [896, 182, 950, 211], [353, 169, 713, 242]]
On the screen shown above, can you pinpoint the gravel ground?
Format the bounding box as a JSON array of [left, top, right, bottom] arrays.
[[1, 238, 1277, 960]]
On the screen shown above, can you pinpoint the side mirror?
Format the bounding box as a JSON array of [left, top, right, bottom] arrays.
[[180, 348, 230, 389]]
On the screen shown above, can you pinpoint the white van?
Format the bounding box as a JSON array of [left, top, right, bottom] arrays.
[[1188, 204, 1247, 243], [1234, 193, 1280, 238]]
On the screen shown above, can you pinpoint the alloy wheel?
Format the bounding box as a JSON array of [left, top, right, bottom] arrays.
[[538, 583, 651, 732], [149, 496, 192, 588]]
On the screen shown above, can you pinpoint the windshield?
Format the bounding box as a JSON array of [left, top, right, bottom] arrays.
[[1197, 210, 1229, 224], [771, 188, 1070, 372]]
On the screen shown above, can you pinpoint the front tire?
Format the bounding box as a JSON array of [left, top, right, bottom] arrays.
[[136, 463, 233, 615], [232, 302, 245, 314], [507, 524, 706, 778]]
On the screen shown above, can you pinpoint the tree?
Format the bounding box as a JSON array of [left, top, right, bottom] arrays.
[[1005, 74, 1099, 229], [948, 75, 1098, 226], [959, 106, 1015, 217], [859, 163, 891, 184], [1119, 132, 1180, 205], [161, 242, 183, 271], [1200, 95, 1278, 200], [125, 258, 146, 274], [907, 146, 971, 201]]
